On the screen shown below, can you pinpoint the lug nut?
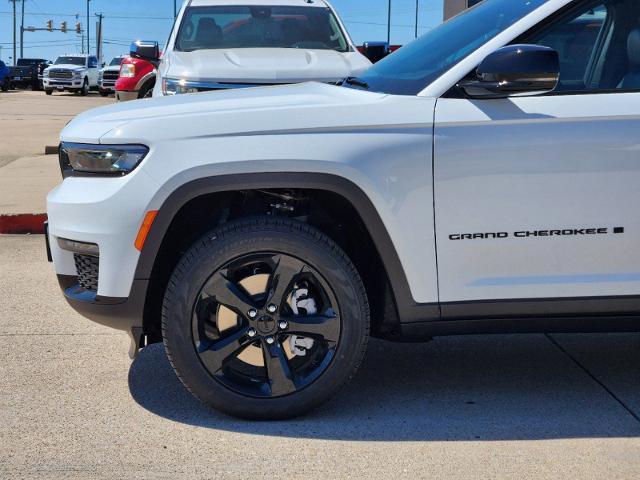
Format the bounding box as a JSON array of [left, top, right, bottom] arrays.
[[278, 321, 288, 330], [266, 336, 275, 345], [247, 328, 257, 338], [267, 304, 278, 313], [248, 309, 258, 318]]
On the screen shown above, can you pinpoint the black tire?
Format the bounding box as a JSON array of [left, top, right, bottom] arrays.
[[138, 80, 155, 99], [99, 90, 109, 97], [1, 80, 8, 92], [45, 89, 53, 95], [80, 78, 89, 96], [162, 217, 370, 420]]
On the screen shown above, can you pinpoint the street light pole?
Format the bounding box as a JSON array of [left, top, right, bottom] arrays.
[[415, 0, 419, 38], [174, 0, 177, 18], [10, 0, 17, 65], [86, 0, 90, 56], [387, 0, 391, 45], [20, 0, 25, 58]]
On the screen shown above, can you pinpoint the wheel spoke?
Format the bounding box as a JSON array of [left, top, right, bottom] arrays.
[[198, 327, 251, 374], [267, 255, 305, 307], [287, 312, 340, 343], [205, 271, 256, 314], [263, 339, 297, 396]]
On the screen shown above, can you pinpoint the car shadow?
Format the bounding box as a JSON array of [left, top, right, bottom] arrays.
[[128, 333, 640, 441]]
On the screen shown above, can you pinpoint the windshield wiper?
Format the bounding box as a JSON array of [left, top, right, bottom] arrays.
[[344, 76, 369, 89]]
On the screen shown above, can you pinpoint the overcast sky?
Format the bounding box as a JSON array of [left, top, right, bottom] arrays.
[[0, 0, 444, 63]]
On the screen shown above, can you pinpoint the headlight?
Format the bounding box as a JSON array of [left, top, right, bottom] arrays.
[[162, 77, 199, 95], [120, 63, 135, 78], [43, 70, 49, 78], [73, 71, 82, 79], [59, 143, 149, 177]]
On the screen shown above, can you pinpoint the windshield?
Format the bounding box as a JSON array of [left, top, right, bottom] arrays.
[[17, 59, 43, 66], [349, 0, 547, 95], [175, 5, 349, 52], [54, 56, 86, 66], [109, 57, 124, 66]]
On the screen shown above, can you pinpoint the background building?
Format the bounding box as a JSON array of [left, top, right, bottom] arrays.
[[444, 0, 482, 20]]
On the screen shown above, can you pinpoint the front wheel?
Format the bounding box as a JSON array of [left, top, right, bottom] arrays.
[[80, 78, 89, 96], [162, 217, 370, 419], [1, 79, 8, 92], [45, 89, 53, 95]]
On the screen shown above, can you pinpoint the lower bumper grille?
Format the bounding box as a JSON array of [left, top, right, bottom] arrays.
[[74, 254, 99, 292]]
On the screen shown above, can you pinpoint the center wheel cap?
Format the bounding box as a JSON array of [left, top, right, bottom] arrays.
[[255, 315, 277, 335]]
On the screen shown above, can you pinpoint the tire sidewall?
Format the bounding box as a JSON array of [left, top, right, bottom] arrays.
[[162, 221, 368, 419]]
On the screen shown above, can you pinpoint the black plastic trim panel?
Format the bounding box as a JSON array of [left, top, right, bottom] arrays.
[[401, 315, 640, 337], [58, 274, 147, 332], [441, 295, 640, 320]]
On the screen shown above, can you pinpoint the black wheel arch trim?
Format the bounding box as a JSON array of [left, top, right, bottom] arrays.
[[132, 172, 437, 324]]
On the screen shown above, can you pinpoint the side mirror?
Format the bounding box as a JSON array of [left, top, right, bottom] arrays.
[[130, 40, 160, 64], [459, 44, 559, 99], [360, 41, 390, 64]]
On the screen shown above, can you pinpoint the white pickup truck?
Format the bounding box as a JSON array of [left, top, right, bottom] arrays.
[[136, 0, 372, 96], [43, 54, 100, 96]]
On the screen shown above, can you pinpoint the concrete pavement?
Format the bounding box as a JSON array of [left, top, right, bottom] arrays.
[[0, 155, 60, 215], [0, 90, 113, 168], [0, 90, 113, 232], [1, 235, 639, 479]]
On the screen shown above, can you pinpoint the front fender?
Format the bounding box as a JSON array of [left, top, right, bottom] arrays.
[[135, 171, 436, 322]]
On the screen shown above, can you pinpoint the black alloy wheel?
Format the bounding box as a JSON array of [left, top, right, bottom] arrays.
[[192, 252, 341, 398], [162, 217, 370, 419]]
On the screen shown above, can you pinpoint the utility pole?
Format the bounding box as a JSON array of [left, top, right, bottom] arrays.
[[95, 13, 103, 62], [19, 0, 25, 59], [174, 0, 177, 18], [387, 0, 391, 45], [86, 0, 91, 56], [10, 0, 17, 65], [415, 0, 419, 38]]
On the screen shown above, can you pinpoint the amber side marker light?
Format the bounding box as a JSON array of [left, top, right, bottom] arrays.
[[134, 210, 159, 251]]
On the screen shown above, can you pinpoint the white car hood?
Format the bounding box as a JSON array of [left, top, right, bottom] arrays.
[[165, 48, 370, 84], [101, 65, 122, 74], [48, 64, 85, 71], [61, 82, 389, 144]]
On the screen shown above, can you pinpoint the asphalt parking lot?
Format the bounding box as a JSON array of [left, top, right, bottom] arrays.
[[1, 91, 640, 479]]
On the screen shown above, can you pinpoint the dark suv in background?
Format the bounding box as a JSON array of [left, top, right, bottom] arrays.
[[11, 58, 50, 90]]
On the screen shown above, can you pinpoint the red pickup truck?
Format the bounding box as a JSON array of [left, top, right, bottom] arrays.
[[115, 56, 156, 101]]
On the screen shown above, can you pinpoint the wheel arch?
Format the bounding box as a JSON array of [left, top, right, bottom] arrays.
[[135, 172, 435, 342], [135, 72, 156, 96]]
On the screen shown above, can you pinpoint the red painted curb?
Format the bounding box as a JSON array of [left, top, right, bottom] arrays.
[[0, 214, 48, 234]]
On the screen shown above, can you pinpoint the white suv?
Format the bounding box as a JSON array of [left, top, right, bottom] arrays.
[[48, 0, 640, 419], [148, 0, 370, 96], [43, 54, 100, 96]]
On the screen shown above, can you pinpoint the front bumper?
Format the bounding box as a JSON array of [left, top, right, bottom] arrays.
[[100, 81, 116, 92], [44, 79, 83, 89], [116, 90, 138, 102], [58, 274, 147, 332], [47, 165, 159, 352]]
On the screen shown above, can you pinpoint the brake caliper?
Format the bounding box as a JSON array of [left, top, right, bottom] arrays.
[[288, 286, 317, 356]]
